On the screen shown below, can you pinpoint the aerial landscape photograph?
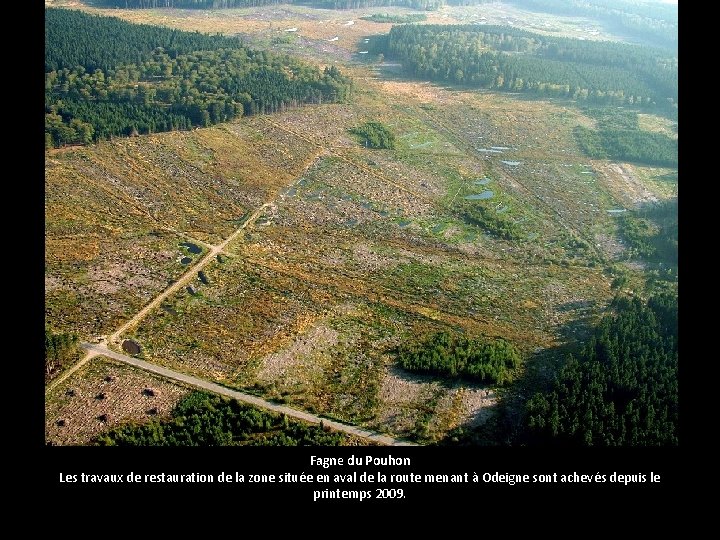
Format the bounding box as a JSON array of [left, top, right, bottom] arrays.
[[44, 0, 678, 448]]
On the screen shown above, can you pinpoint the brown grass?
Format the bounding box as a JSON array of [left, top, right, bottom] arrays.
[[45, 356, 188, 446], [45, 3, 668, 442]]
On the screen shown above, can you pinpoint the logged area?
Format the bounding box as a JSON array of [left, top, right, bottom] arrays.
[[45, 0, 677, 446]]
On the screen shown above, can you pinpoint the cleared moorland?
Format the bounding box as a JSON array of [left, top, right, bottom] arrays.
[[45, 1, 677, 444]]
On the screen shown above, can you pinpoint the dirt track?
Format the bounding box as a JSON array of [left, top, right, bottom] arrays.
[[45, 149, 420, 446], [108, 201, 271, 345], [81, 343, 417, 446]]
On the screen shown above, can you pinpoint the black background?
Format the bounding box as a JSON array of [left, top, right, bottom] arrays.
[[42, 446, 683, 503], [32, 1, 691, 508]]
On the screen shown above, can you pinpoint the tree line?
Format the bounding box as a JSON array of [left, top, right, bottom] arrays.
[[98, 1, 286, 8], [574, 108, 677, 166], [619, 199, 677, 265], [98, 0, 494, 10], [45, 327, 79, 382], [372, 24, 677, 112], [526, 293, 678, 446], [45, 9, 352, 148], [361, 13, 428, 23], [508, 0, 677, 50], [574, 127, 677, 167], [95, 391, 352, 445], [512, 0, 677, 24], [396, 331, 521, 385]]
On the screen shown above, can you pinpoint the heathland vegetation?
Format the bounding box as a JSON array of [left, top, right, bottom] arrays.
[[45, 1, 677, 447], [619, 199, 677, 264], [509, 0, 677, 50]]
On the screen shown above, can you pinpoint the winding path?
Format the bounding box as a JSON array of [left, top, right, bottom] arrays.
[[46, 201, 271, 393], [108, 202, 270, 345], [47, 150, 419, 445]]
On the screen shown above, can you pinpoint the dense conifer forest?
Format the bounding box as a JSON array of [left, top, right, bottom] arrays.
[[396, 331, 521, 385], [371, 24, 677, 115], [361, 12, 428, 23], [45, 9, 352, 147], [95, 391, 352, 445], [350, 121, 397, 149], [526, 294, 678, 446], [574, 108, 677, 166]]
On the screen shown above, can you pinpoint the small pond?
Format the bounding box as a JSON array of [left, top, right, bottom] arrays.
[[179, 242, 201, 254], [464, 190, 494, 200], [122, 340, 141, 355]]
